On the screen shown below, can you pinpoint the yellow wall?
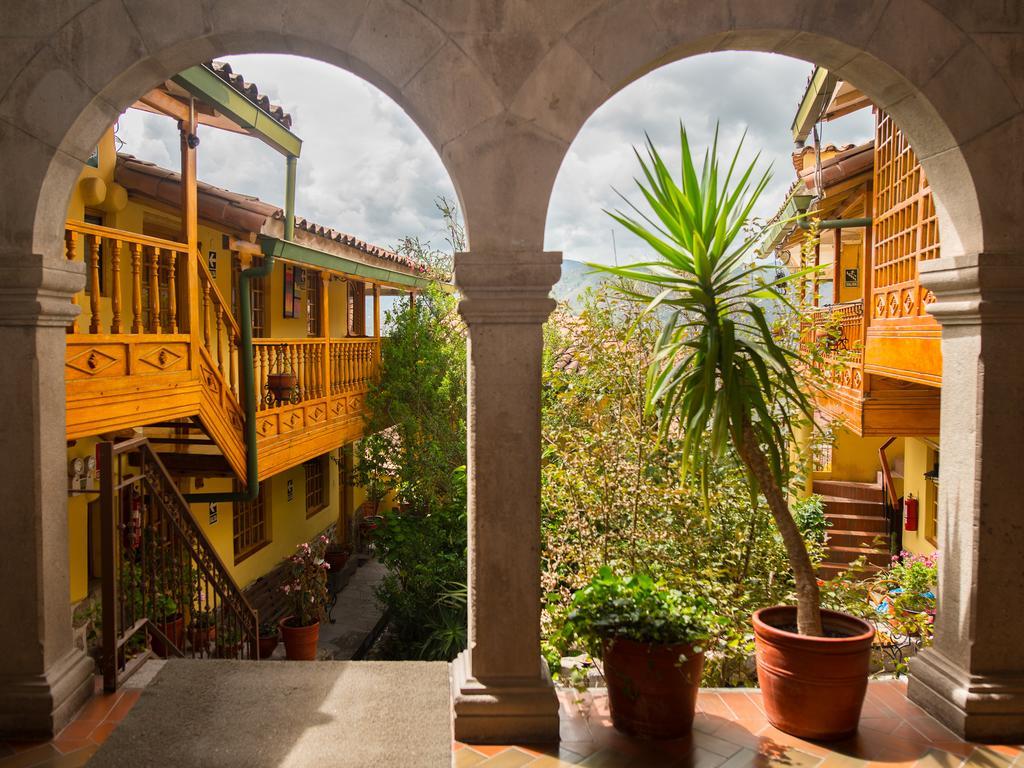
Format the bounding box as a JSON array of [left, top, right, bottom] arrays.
[[837, 242, 863, 305], [821, 426, 904, 485], [66, 437, 103, 604], [901, 437, 939, 555]]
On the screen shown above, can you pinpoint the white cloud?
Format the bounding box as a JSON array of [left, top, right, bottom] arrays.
[[114, 52, 873, 264]]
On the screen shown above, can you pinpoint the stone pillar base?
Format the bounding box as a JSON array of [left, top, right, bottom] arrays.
[[910, 648, 1024, 743], [0, 648, 94, 739], [451, 651, 559, 744]]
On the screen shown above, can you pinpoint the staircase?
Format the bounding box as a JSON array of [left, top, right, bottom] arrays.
[[98, 438, 260, 691], [814, 478, 892, 579]]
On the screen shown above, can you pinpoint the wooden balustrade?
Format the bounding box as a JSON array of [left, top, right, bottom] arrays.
[[64, 221, 190, 337], [197, 257, 241, 402], [809, 300, 864, 361], [254, 338, 379, 412]]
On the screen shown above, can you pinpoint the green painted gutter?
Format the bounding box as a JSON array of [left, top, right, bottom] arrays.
[[791, 67, 838, 145], [797, 216, 872, 231], [171, 66, 303, 158], [185, 253, 274, 503], [260, 236, 437, 290]]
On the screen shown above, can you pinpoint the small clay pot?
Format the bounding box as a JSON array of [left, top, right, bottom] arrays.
[[602, 636, 705, 739]]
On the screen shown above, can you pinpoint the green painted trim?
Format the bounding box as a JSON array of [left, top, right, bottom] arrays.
[[172, 66, 303, 158], [260, 237, 436, 290], [763, 192, 814, 254], [791, 67, 838, 145], [284, 156, 297, 241]]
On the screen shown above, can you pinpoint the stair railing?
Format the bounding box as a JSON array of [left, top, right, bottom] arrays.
[[878, 436, 902, 555], [99, 437, 260, 692]]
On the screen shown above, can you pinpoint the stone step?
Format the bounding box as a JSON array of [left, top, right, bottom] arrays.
[[818, 562, 882, 580], [825, 513, 889, 533], [827, 528, 890, 549], [826, 544, 892, 566], [820, 495, 887, 517], [813, 479, 885, 503]]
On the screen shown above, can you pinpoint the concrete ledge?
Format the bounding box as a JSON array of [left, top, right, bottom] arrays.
[[0, 648, 94, 739], [910, 648, 1024, 743], [450, 650, 560, 744]]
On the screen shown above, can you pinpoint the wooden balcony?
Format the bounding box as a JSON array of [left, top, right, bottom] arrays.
[[808, 300, 940, 437], [63, 220, 379, 483]]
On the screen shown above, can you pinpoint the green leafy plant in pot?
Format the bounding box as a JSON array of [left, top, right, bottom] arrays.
[[591, 126, 875, 741], [562, 568, 718, 739]]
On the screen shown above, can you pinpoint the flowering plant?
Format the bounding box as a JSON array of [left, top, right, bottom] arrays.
[[281, 535, 331, 627], [888, 550, 938, 613]]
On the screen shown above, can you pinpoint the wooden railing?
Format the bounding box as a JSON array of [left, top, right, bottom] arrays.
[[65, 221, 190, 336], [99, 438, 259, 691], [254, 338, 379, 412], [198, 256, 241, 402], [809, 300, 864, 361], [878, 436, 901, 555]]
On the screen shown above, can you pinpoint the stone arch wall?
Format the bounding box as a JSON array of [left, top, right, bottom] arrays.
[[4, 1, 1018, 264]]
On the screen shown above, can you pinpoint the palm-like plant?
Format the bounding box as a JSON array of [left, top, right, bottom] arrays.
[[591, 126, 824, 636]]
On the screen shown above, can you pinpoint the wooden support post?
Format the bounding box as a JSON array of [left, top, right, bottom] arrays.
[[181, 97, 200, 359], [373, 283, 381, 369], [66, 230, 79, 334], [321, 272, 330, 405], [111, 240, 122, 334]]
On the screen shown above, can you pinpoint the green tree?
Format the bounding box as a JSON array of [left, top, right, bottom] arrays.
[[593, 127, 824, 635]]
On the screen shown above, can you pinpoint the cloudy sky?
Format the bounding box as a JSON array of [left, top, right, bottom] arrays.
[[117, 52, 873, 266]]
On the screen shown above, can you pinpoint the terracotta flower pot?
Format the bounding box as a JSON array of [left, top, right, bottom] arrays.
[[324, 547, 349, 573], [601, 636, 705, 739], [280, 616, 320, 661], [753, 606, 875, 741], [150, 614, 184, 658], [257, 634, 279, 659], [189, 625, 216, 651], [267, 372, 297, 404]]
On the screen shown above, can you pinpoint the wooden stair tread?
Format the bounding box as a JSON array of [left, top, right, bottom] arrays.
[[819, 494, 884, 506], [828, 544, 890, 555]]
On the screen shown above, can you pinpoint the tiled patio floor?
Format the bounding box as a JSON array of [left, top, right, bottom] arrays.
[[3, 676, 1020, 767], [455, 680, 1023, 768], [0, 678, 140, 768]]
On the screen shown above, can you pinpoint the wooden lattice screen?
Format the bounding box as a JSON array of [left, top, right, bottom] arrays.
[[871, 111, 941, 323]]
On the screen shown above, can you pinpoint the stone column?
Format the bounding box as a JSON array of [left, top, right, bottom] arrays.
[[0, 253, 94, 738], [909, 252, 1024, 743], [450, 250, 561, 744]]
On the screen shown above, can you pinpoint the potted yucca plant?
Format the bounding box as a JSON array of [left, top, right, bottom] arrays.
[[592, 126, 874, 740]]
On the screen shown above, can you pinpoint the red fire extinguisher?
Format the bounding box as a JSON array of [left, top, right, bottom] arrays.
[[904, 493, 919, 532]]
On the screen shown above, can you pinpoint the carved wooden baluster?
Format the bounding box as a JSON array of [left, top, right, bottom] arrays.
[[214, 304, 224, 375], [167, 250, 178, 334], [130, 242, 143, 333], [110, 239, 122, 334], [291, 345, 300, 399], [313, 346, 321, 398], [87, 233, 102, 334], [148, 246, 161, 333], [256, 346, 265, 411], [229, 331, 237, 398], [65, 229, 79, 334], [333, 344, 340, 395], [202, 279, 211, 352]]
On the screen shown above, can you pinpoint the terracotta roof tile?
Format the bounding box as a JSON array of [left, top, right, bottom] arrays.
[[207, 61, 293, 129]]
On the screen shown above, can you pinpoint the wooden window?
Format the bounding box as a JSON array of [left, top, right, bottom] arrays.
[[305, 456, 328, 517], [347, 280, 366, 336], [233, 480, 269, 563], [306, 271, 322, 337], [924, 448, 939, 546]]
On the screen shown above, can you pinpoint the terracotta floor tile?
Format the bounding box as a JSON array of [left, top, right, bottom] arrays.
[[475, 746, 517, 757], [910, 749, 965, 768], [692, 729, 747, 758], [49, 739, 92, 757], [754, 724, 832, 758], [46, 722, 93, 745], [904, 715, 965, 743], [858, 717, 903, 736], [456, 748, 490, 767], [527, 756, 583, 768], [44, 745, 99, 768], [700, 694, 738, 720], [103, 690, 140, 723], [576, 749, 636, 767], [66, 693, 119, 725], [962, 747, 1015, 768], [983, 745, 1022, 760], [716, 747, 759, 768], [88, 722, 118, 745], [708, 720, 766, 751], [720, 693, 765, 722], [559, 741, 599, 761], [0, 744, 60, 768], [479, 748, 539, 767]]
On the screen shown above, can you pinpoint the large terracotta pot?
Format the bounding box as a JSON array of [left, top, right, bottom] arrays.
[[753, 606, 875, 741], [602, 636, 705, 739], [150, 614, 184, 658], [324, 547, 349, 573], [280, 617, 320, 661], [189, 625, 216, 652]]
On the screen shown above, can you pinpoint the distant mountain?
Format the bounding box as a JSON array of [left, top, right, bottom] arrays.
[[552, 259, 610, 310]]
